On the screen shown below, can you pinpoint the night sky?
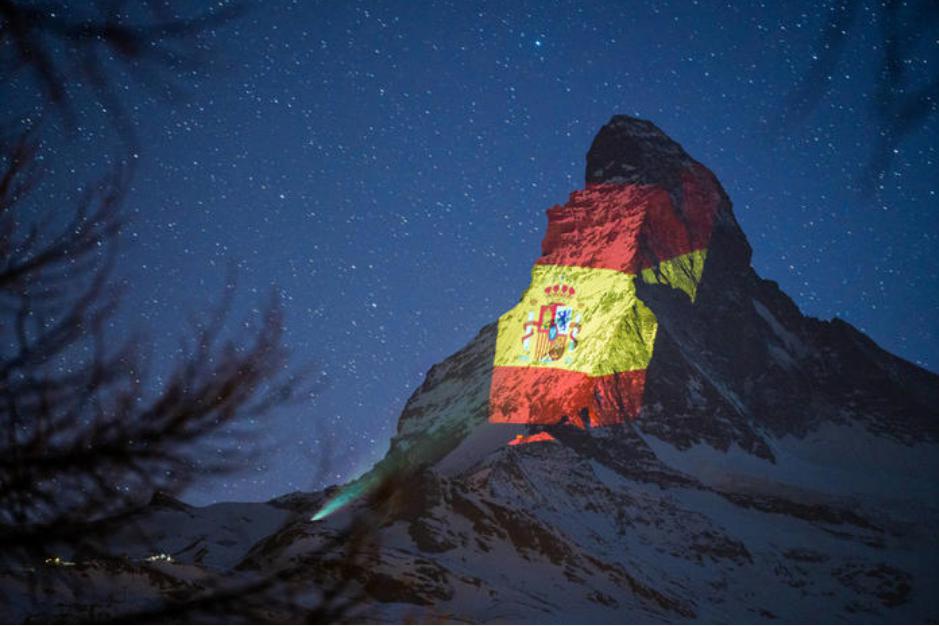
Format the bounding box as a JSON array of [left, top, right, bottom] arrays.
[[8, 1, 937, 503]]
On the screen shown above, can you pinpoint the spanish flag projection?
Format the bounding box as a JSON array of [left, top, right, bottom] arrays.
[[489, 164, 720, 435]]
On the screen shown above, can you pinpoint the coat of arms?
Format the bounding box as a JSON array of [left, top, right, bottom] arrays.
[[521, 281, 582, 363]]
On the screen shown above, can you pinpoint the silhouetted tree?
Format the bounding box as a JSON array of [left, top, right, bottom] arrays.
[[0, 1, 390, 622], [0, 131, 296, 550]]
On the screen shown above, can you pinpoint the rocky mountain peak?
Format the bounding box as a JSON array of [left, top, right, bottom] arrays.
[[586, 115, 694, 187], [378, 115, 936, 470]]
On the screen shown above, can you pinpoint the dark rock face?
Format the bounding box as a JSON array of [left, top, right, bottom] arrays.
[[7, 116, 937, 623], [585, 115, 694, 188], [637, 210, 939, 458]]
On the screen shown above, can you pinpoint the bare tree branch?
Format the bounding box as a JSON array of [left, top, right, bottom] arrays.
[[0, 2, 385, 622], [0, 0, 243, 144]]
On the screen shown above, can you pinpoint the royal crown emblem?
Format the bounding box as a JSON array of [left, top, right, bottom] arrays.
[[521, 279, 582, 364]]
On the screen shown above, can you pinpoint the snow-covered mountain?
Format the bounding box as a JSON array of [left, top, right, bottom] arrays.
[[5, 116, 937, 623]]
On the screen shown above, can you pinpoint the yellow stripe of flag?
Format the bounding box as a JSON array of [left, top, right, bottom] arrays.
[[494, 249, 708, 377]]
